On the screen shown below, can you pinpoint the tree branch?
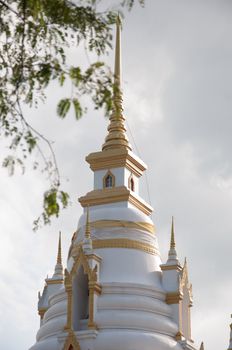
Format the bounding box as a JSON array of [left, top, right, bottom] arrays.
[[0, 0, 20, 17]]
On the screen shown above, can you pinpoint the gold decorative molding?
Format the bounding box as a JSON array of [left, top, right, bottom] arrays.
[[92, 238, 159, 256], [79, 186, 153, 216], [70, 239, 158, 257], [46, 279, 63, 285], [86, 148, 146, 177], [103, 170, 115, 188], [63, 330, 80, 350], [91, 219, 155, 234], [166, 291, 183, 304], [160, 264, 182, 271], [68, 220, 155, 259], [70, 248, 92, 277]]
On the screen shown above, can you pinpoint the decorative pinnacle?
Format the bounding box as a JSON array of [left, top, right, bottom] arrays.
[[166, 216, 179, 264], [114, 14, 122, 93], [199, 342, 204, 350], [52, 232, 63, 279], [170, 216, 176, 250], [85, 206, 91, 240], [57, 232, 62, 265], [102, 15, 132, 152]]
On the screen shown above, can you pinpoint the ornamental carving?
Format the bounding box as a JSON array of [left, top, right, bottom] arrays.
[[63, 331, 80, 350]]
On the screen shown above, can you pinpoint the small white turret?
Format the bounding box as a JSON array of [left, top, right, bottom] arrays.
[[38, 233, 64, 324], [161, 219, 193, 345]]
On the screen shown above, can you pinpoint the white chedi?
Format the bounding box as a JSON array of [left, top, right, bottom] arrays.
[[29, 18, 197, 350]]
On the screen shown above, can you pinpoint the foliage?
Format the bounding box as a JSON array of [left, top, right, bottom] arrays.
[[0, 0, 144, 230]]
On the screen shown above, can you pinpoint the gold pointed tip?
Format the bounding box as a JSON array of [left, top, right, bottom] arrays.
[[57, 231, 62, 265], [171, 216, 174, 233], [116, 12, 122, 26], [170, 216, 175, 249], [199, 342, 204, 350]]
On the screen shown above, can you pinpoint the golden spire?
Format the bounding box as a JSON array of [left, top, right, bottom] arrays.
[[170, 216, 176, 250], [57, 231, 62, 265], [85, 206, 91, 240], [199, 342, 204, 350], [166, 216, 179, 263], [102, 15, 132, 152], [52, 232, 63, 279]]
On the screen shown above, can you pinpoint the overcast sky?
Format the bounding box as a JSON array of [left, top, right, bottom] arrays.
[[0, 1, 232, 350]]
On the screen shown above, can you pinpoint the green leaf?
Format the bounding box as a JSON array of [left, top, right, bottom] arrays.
[[69, 67, 82, 86], [44, 188, 59, 217], [59, 72, 66, 86], [72, 98, 83, 120], [59, 191, 69, 208], [57, 98, 71, 118]]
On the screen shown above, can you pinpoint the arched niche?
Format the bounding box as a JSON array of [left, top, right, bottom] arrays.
[[72, 265, 89, 331], [64, 248, 101, 333], [128, 173, 135, 192], [103, 170, 115, 189]]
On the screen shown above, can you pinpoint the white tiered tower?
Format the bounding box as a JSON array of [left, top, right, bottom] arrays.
[[30, 19, 198, 350]]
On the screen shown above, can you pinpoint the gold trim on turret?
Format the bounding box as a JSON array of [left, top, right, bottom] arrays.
[[161, 264, 182, 271], [64, 269, 72, 332], [79, 186, 153, 215], [46, 279, 63, 285], [86, 148, 146, 177], [166, 291, 183, 304]]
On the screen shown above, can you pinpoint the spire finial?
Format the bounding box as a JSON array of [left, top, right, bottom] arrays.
[[57, 231, 62, 265], [52, 232, 63, 279], [170, 216, 176, 250], [102, 16, 132, 152], [199, 341, 204, 350], [114, 14, 122, 92], [85, 206, 91, 240], [165, 216, 179, 264]]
